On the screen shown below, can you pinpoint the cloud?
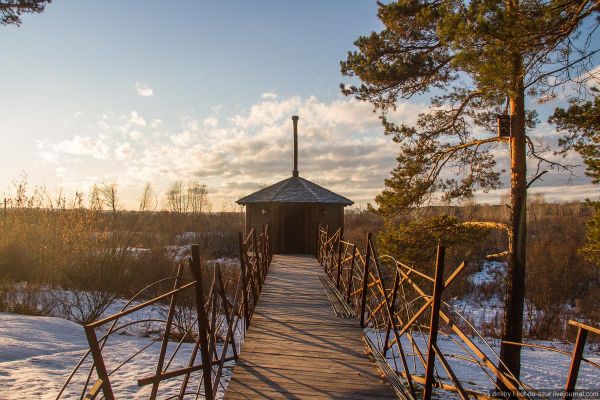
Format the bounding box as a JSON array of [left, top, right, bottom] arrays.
[[45, 135, 109, 160], [203, 116, 218, 128], [128, 111, 146, 127], [36, 93, 593, 209], [115, 142, 134, 161], [135, 82, 154, 97], [261, 91, 278, 100]]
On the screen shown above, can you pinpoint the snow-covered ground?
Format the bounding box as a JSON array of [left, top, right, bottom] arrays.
[[1, 257, 598, 399], [366, 328, 600, 397], [0, 313, 234, 399]]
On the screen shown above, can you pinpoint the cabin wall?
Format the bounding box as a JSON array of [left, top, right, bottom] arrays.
[[246, 203, 280, 252], [245, 202, 344, 255], [306, 203, 344, 255]]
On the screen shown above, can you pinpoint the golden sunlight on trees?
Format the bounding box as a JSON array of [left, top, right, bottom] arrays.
[[342, 0, 600, 382], [551, 88, 600, 267]]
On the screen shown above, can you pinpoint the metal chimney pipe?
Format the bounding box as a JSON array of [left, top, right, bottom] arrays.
[[292, 115, 299, 177]]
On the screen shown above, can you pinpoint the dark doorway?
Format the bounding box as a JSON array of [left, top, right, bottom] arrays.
[[283, 204, 306, 253]]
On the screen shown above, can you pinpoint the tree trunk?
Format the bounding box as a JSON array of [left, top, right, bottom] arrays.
[[498, 57, 527, 392]]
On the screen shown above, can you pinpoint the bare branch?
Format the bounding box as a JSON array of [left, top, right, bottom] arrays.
[[526, 170, 549, 189]]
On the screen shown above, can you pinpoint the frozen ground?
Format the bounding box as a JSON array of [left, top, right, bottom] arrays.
[[365, 328, 600, 398], [2, 312, 598, 399], [0, 313, 234, 399]]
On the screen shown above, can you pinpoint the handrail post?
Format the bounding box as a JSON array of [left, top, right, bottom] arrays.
[[383, 270, 400, 354], [346, 244, 357, 304], [423, 244, 445, 400], [328, 229, 337, 277], [252, 229, 263, 292], [238, 232, 250, 328], [336, 230, 344, 288], [317, 222, 322, 261], [564, 325, 588, 400], [84, 326, 115, 400], [150, 265, 183, 399], [189, 244, 214, 400], [262, 224, 268, 275], [325, 225, 330, 270], [360, 233, 372, 328]]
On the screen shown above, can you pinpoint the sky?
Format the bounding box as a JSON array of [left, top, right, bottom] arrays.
[[0, 0, 598, 210]]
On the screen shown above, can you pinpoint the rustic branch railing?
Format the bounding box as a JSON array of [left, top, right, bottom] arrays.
[[58, 225, 272, 400], [317, 226, 600, 400]]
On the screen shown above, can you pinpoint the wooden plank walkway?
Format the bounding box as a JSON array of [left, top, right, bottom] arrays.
[[224, 254, 396, 400]]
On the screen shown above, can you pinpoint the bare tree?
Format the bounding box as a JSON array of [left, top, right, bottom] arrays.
[[166, 181, 186, 213], [187, 182, 209, 215], [99, 183, 119, 214], [139, 183, 157, 211]]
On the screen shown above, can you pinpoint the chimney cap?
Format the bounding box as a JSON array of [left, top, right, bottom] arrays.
[[292, 115, 299, 121]]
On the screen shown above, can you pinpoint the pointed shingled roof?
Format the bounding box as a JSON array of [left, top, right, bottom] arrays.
[[236, 176, 353, 206]]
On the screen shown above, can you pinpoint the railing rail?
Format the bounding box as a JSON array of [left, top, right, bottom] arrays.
[[317, 226, 600, 400], [58, 225, 272, 400]]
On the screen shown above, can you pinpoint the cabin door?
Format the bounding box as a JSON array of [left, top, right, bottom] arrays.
[[283, 204, 306, 253]]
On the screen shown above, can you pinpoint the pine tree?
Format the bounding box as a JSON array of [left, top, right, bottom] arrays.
[[550, 89, 600, 266], [341, 0, 600, 386], [1, 0, 52, 26]]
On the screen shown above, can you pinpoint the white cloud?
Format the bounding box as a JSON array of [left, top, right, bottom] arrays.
[[115, 142, 134, 161], [135, 82, 154, 97], [49, 135, 108, 160], [261, 91, 278, 100], [128, 130, 143, 140], [128, 111, 146, 127], [203, 116, 218, 128], [36, 92, 593, 209]]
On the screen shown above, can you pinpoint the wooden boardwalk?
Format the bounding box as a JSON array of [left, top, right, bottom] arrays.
[[225, 254, 396, 399]]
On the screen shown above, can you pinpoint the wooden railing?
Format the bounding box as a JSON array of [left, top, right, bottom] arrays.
[[318, 226, 600, 400], [57, 225, 271, 400]]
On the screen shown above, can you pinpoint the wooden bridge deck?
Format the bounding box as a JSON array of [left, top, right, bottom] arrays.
[[224, 254, 396, 399]]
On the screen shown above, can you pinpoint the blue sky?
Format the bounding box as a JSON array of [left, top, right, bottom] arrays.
[[0, 1, 597, 210]]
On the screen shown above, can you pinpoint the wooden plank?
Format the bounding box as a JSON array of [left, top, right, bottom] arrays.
[[225, 254, 395, 400]]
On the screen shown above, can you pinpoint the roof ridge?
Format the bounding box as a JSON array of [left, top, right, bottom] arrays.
[[298, 177, 319, 202]]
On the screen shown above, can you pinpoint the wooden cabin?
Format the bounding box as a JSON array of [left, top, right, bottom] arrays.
[[237, 116, 353, 255]]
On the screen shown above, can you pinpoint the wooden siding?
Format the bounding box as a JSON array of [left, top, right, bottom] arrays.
[[246, 203, 344, 255]]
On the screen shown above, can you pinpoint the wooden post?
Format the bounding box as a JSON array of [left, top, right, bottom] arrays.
[[328, 230, 338, 277], [252, 229, 263, 292], [189, 244, 214, 400], [346, 244, 357, 304], [150, 265, 183, 399], [262, 224, 268, 275], [238, 232, 250, 328], [317, 222, 322, 261], [383, 270, 401, 354], [325, 225, 329, 269], [84, 326, 115, 400], [423, 244, 445, 400], [360, 233, 372, 328], [370, 238, 415, 395], [336, 232, 344, 289], [564, 326, 588, 400]]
